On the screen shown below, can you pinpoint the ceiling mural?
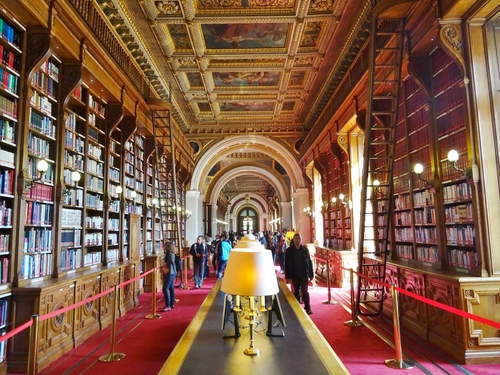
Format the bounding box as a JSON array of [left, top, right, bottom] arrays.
[[96, 0, 370, 203]]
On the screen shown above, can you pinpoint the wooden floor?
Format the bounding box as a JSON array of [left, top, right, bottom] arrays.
[[159, 279, 350, 375]]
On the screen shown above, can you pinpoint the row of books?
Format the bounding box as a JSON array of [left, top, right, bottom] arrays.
[[1, 44, 21, 72], [0, 234, 9, 252], [28, 131, 51, 158], [414, 207, 435, 225], [40, 59, 59, 80], [0, 200, 11, 227], [0, 299, 7, 327], [396, 245, 414, 260], [394, 211, 412, 226], [85, 215, 104, 229], [0, 169, 13, 195], [32, 69, 57, 98], [84, 232, 102, 246], [108, 218, 120, 231], [416, 246, 439, 263], [61, 208, 83, 227], [0, 118, 14, 143], [25, 183, 54, 202], [414, 227, 438, 244], [21, 252, 52, 279], [23, 228, 53, 253], [89, 94, 106, 117], [446, 226, 475, 246], [60, 247, 82, 271], [87, 147, 104, 167], [83, 251, 102, 266], [86, 174, 104, 191], [65, 110, 84, 131], [65, 129, 85, 153], [413, 190, 435, 207], [447, 249, 477, 269], [61, 228, 81, 247], [30, 88, 54, 116], [0, 94, 16, 119], [25, 201, 53, 225], [85, 193, 103, 209], [0, 66, 18, 94], [0, 17, 21, 48], [62, 189, 83, 207], [445, 203, 473, 222], [443, 182, 472, 202], [64, 152, 84, 171], [29, 108, 55, 137], [0, 147, 13, 166], [395, 228, 413, 242], [0, 258, 8, 284]]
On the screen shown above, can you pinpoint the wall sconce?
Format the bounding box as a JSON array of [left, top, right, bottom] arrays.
[[332, 194, 351, 207], [152, 197, 158, 206], [24, 159, 49, 190], [447, 149, 471, 179], [130, 190, 137, 200], [110, 185, 122, 204], [303, 206, 314, 217], [62, 171, 81, 197], [185, 210, 192, 218], [373, 179, 385, 198], [413, 163, 433, 187]]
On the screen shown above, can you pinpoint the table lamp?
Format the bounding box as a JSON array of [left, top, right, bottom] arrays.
[[220, 249, 279, 356]]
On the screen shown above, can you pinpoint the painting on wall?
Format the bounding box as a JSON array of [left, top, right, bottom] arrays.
[[202, 23, 289, 49], [167, 24, 191, 49], [213, 71, 279, 87], [220, 102, 273, 111]]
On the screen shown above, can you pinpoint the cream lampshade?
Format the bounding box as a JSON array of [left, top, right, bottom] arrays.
[[220, 249, 279, 355]]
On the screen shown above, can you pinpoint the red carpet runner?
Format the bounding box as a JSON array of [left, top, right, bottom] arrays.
[[30, 276, 500, 375]]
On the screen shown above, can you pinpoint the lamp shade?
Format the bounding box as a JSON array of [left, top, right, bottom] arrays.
[[221, 249, 279, 297]]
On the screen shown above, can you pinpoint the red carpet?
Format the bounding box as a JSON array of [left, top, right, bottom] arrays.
[[23, 275, 500, 375]]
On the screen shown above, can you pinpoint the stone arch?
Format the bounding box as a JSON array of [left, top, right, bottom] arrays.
[[206, 164, 289, 206], [190, 135, 305, 194]]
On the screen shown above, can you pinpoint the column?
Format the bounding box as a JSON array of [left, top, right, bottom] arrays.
[[292, 188, 311, 243]]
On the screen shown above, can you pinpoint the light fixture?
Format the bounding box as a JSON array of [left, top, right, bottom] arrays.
[[447, 149, 470, 179], [185, 210, 192, 218], [130, 190, 137, 199], [332, 194, 351, 207], [373, 179, 384, 198], [152, 197, 158, 206], [303, 206, 314, 217], [62, 171, 81, 197], [24, 159, 49, 190], [220, 249, 279, 356], [115, 185, 123, 195], [413, 163, 433, 186]]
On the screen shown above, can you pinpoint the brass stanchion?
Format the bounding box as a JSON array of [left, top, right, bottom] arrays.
[[322, 259, 338, 305], [99, 285, 126, 362], [344, 268, 363, 327], [180, 255, 190, 290], [27, 314, 39, 375], [312, 255, 317, 288], [385, 284, 414, 369], [145, 267, 162, 319]]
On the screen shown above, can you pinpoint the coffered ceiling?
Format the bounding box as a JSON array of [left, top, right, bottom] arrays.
[[95, 0, 371, 200]]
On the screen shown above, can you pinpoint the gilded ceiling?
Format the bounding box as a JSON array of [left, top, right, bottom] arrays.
[[96, 0, 370, 200]]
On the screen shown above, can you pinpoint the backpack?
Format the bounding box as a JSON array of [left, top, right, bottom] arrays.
[[174, 254, 182, 273]]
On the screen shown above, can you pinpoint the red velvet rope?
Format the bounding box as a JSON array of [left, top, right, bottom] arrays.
[[0, 266, 157, 342], [315, 258, 500, 330]]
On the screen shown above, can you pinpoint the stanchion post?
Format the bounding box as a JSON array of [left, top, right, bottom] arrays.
[[99, 285, 126, 362], [145, 267, 162, 319], [322, 258, 338, 305], [344, 268, 363, 327], [312, 255, 317, 288], [27, 314, 39, 375], [385, 284, 414, 369]]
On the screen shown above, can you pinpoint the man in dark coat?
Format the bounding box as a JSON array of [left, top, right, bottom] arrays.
[[285, 233, 314, 315]]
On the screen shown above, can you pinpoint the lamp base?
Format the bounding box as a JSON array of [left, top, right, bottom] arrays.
[[244, 347, 260, 356]]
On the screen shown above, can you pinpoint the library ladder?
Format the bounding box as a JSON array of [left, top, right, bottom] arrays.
[[148, 99, 182, 251], [356, 0, 413, 317]]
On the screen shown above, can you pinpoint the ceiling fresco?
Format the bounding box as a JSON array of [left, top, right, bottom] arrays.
[[96, 0, 370, 202]]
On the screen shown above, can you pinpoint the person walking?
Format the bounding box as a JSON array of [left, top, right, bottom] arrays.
[[189, 235, 207, 288], [285, 233, 314, 315], [276, 234, 287, 274], [217, 232, 232, 278], [161, 242, 177, 312]]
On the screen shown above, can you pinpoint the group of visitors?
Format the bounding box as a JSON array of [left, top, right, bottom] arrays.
[[159, 228, 314, 315]]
